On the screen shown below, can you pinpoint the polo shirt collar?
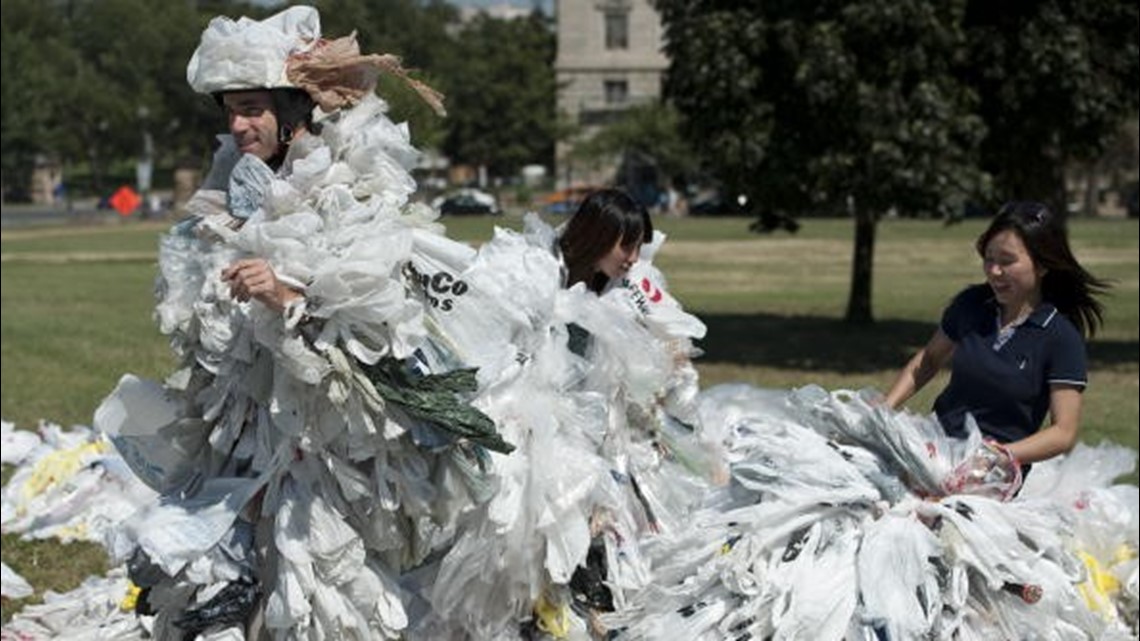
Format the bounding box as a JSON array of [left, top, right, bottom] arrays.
[[1026, 303, 1059, 327], [983, 293, 1058, 328]]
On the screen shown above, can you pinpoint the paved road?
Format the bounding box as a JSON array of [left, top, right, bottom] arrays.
[[0, 202, 142, 229]]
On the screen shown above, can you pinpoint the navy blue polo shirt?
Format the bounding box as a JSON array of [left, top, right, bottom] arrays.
[[934, 284, 1087, 444]]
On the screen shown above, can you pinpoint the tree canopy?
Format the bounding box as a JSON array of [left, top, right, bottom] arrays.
[[568, 102, 698, 191], [2, 0, 215, 194], [961, 0, 1140, 210], [656, 0, 1139, 322], [440, 12, 558, 179], [657, 0, 990, 322], [1, 0, 558, 198]]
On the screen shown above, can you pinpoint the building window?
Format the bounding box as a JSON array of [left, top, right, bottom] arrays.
[[604, 11, 628, 50], [604, 79, 628, 105]]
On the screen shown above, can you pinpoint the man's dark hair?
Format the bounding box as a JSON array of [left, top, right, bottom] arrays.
[[270, 88, 320, 142]]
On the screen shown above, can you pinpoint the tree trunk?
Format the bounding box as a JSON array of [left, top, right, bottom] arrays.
[[85, 137, 104, 199], [1081, 159, 1100, 218], [1002, 148, 1068, 219], [844, 207, 877, 324]]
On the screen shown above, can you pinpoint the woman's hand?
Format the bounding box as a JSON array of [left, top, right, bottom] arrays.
[[942, 440, 1022, 500], [221, 258, 301, 313]]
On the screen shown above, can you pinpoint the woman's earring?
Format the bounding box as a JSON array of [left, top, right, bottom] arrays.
[[280, 125, 294, 145]]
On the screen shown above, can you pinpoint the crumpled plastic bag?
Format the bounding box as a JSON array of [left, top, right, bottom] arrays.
[[0, 566, 150, 639], [408, 222, 556, 388], [606, 237, 706, 343], [942, 439, 1022, 501], [110, 475, 267, 578], [857, 512, 942, 639], [171, 577, 261, 638], [94, 374, 209, 495], [1021, 441, 1139, 503], [562, 283, 672, 408], [0, 420, 41, 465], [228, 152, 277, 221], [1, 562, 34, 599], [768, 518, 860, 641], [0, 422, 158, 546], [788, 386, 996, 498]]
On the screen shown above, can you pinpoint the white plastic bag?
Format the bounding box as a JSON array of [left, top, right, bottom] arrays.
[[94, 374, 208, 495], [1, 561, 33, 599]]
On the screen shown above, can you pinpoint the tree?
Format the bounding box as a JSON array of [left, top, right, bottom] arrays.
[[2, 0, 218, 197], [318, 0, 458, 149], [657, 0, 988, 323], [442, 12, 559, 180], [1, 0, 77, 196], [568, 102, 699, 191], [318, 1, 561, 177], [961, 0, 1140, 213]]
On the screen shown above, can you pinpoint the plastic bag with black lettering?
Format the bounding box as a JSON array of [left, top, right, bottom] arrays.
[[609, 231, 706, 342], [408, 224, 562, 388]]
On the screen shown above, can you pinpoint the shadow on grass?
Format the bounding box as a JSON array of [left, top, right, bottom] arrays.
[[1088, 342, 1140, 369], [697, 313, 1139, 372]]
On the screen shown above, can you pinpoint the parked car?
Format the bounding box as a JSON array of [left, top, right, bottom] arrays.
[[431, 188, 500, 216], [543, 185, 603, 215], [688, 191, 750, 216]]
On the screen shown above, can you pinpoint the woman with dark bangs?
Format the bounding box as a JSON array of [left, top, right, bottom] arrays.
[[559, 188, 654, 294], [417, 184, 710, 638]]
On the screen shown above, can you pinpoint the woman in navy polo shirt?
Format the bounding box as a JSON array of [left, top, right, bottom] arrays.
[[884, 201, 1108, 471]]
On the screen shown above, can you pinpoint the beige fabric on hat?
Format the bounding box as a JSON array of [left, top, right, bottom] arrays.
[[287, 34, 446, 116]]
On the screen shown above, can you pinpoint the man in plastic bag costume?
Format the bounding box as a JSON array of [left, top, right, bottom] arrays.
[[95, 6, 510, 639]]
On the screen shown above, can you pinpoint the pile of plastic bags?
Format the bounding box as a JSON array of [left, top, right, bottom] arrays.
[[601, 385, 1139, 640]]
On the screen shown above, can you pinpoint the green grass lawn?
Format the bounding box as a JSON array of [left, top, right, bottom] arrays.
[[2, 214, 1137, 620]]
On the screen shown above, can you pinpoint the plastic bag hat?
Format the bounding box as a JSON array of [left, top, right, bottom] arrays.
[[187, 5, 319, 94], [186, 4, 445, 115]]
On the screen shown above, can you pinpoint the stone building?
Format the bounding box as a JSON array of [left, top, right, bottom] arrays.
[[554, 0, 666, 189]]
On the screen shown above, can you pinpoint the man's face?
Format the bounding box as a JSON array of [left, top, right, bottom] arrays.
[[223, 91, 279, 162]]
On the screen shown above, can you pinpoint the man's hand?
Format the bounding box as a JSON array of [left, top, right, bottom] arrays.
[[221, 258, 301, 312]]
